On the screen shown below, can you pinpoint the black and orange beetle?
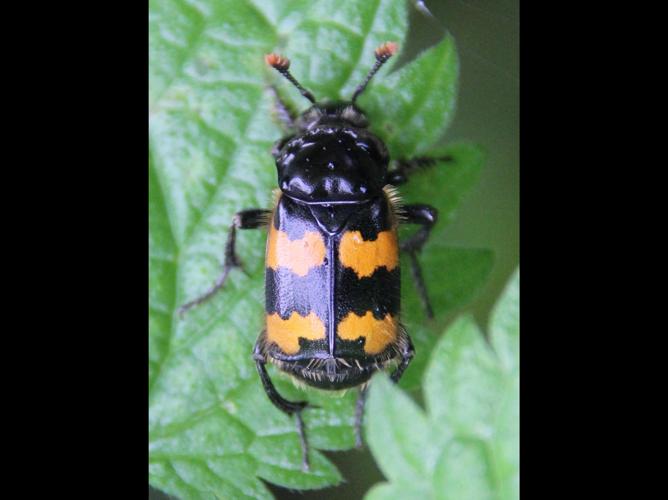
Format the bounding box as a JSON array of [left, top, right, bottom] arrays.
[[179, 42, 450, 470]]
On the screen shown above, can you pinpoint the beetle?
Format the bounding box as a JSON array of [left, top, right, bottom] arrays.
[[179, 42, 450, 471]]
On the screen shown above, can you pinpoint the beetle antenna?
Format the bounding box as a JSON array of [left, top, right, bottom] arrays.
[[351, 42, 398, 104], [265, 53, 316, 104]]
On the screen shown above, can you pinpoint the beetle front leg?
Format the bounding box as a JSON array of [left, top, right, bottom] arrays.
[[178, 209, 270, 316], [386, 155, 453, 186], [266, 85, 297, 132], [401, 204, 438, 318]]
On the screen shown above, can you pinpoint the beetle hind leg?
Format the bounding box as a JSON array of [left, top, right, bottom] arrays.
[[354, 331, 415, 449], [354, 385, 369, 448], [253, 343, 312, 471], [390, 330, 415, 384]]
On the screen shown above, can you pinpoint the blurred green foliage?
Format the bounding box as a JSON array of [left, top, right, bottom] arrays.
[[365, 269, 519, 500]]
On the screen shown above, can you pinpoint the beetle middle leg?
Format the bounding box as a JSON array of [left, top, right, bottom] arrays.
[[401, 204, 438, 318], [178, 208, 270, 316], [253, 344, 312, 471], [385, 155, 453, 186]]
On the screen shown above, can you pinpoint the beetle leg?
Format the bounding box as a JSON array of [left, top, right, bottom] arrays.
[[385, 155, 453, 186], [354, 385, 369, 448], [254, 351, 311, 471], [357, 335, 415, 448], [390, 333, 415, 383], [266, 85, 297, 132], [178, 209, 271, 316], [400, 204, 438, 318], [356, 327, 415, 448]]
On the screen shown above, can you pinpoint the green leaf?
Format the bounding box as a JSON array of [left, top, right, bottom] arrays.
[[149, 0, 489, 496], [365, 270, 519, 500], [366, 482, 429, 500], [365, 376, 435, 481]]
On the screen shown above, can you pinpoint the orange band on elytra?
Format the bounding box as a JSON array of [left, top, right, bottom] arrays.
[[266, 226, 326, 277], [337, 311, 397, 355], [266, 312, 326, 354], [338, 230, 399, 278]]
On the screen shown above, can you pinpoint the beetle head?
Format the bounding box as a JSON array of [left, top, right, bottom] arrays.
[[266, 42, 398, 203]]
